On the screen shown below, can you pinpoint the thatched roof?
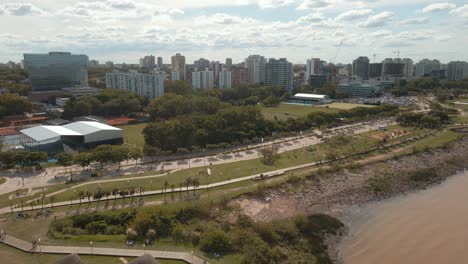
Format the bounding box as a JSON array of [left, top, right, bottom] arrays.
[[54, 253, 82, 264], [128, 254, 160, 264]]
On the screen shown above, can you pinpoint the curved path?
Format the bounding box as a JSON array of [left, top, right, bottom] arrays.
[[0, 235, 206, 264], [0, 119, 394, 196]]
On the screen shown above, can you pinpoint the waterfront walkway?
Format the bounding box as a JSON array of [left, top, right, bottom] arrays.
[[1, 234, 205, 264]]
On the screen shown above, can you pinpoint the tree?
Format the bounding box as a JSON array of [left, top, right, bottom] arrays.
[[258, 147, 279, 166], [129, 147, 143, 166], [74, 152, 93, 171], [192, 178, 200, 196], [143, 144, 159, 163], [56, 152, 74, 179], [146, 229, 157, 242], [200, 229, 232, 254], [111, 146, 129, 170], [92, 145, 114, 168], [0, 93, 32, 117]]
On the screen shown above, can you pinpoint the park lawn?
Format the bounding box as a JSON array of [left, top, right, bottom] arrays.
[[317, 102, 376, 110], [261, 103, 338, 121], [398, 129, 463, 156], [119, 123, 148, 148], [49, 131, 382, 203]]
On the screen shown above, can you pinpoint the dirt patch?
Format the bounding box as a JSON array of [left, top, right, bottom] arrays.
[[370, 129, 410, 140]]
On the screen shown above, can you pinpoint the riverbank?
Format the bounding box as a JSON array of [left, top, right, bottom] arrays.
[[233, 130, 468, 263]]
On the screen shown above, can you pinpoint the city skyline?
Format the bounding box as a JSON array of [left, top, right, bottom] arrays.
[[0, 0, 467, 64]]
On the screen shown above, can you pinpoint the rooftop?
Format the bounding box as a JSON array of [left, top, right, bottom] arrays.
[[63, 121, 121, 135], [21, 125, 81, 142], [293, 93, 328, 99]]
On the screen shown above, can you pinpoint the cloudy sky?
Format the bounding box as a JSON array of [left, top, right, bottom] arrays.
[[0, 0, 467, 64]]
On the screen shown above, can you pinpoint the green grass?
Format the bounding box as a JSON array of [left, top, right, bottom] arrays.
[[261, 103, 338, 120], [47, 131, 385, 203], [398, 130, 463, 155], [119, 123, 148, 148], [317, 102, 376, 110]]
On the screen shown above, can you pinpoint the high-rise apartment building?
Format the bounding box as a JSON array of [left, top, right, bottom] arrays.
[[106, 70, 166, 99], [88, 60, 99, 68], [415, 59, 441, 77], [305, 58, 323, 84], [382, 58, 404, 79], [231, 66, 248, 86], [194, 58, 210, 70], [171, 71, 180, 81], [218, 69, 232, 89], [225, 58, 233, 69], [401, 58, 414, 79], [352, 56, 370, 80], [23, 52, 89, 91], [171, 53, 186, 81], [157, 57, 163, 68], [192, 69, 214, 89], [245, 55, 267, 84], [265, 58, 293, 92], [139, 55, 155, 69], [211, 61, 223, 85], [447, 61, 468, 81]]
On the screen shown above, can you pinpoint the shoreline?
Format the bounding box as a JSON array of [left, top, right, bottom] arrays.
[[234, 131, 468, 263]]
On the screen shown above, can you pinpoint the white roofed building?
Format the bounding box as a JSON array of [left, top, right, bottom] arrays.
[[19, 121, 123, 154], [288, 93, 331, 105]]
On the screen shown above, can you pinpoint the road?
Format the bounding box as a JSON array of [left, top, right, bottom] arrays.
[[0, 118, 395, 196], [0, 234, 206, 264]]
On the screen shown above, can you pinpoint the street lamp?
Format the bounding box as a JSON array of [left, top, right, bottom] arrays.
[[191, 250, 194, 264], [38, 238, 41, 253], [90, 241, 93, 255]]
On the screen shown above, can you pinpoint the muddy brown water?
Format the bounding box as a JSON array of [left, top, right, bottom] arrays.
[[340, 170, 468, 264]]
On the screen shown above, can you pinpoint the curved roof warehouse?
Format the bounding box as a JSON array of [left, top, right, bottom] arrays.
[[20, 121, 123, 154]]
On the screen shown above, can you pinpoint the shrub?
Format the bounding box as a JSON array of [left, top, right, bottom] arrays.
[[200, 229, 233, 254]]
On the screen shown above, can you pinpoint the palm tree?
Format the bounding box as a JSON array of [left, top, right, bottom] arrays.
[[184, 177, 192, 198], [78, 191, 84, 205], [164, 181, 169, 200], [192, 178, 200, 197], [171, 184, 175, 200], [50, 197, 56, 209]]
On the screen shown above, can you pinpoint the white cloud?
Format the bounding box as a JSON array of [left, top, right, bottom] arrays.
[[296, 13, 325, 23], [399, 17, 430, 25], [257, 0, 296, 9], [0, 3, 46, 16], [296, 0, 330, 10], [421, 2, 456, 13], [451, 4, 468, 18], [336, 9, 372, 21], [359, 11, 394, 27]]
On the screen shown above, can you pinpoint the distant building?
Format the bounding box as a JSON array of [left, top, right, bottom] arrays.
[[171, 71, 180, 81], [447, 61, 468, 81], [369, 63, 383, 78], [105, 61, 114, 68], [192, 68, 214, 89], [23, 52, 89, 91], [305, 58, 323, 84], [157, 57, 163, 68], [265, 58, 293, 92], [401, 58, 414, 79], [171, 53, 186, 81], [382, 58, 404, 79], [231, 66, 248, 86], [194, 58, 210, 70], [139, 55, 155, 69], [308, 75, 327, 88], [415, 59, 440, 77], [245, 55, 267, 84], [289, 93, 330, 105], [88, 59, 99, 68], [225, 58, 233, 69], [337, 81, 382, 97], [352, 56, 370, 80], [210, 61, 223, 86], [218, 69, 232, 89], [105, 70, 166, 99]]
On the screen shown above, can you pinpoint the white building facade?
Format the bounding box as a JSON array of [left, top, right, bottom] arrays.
[[218, 69, 232, 89], [106, 70, 166, 99], [245, 55, 267, 84], [192, 69, 214, 89]]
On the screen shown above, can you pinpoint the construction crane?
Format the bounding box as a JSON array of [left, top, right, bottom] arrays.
[[393, 50, 400, 59], [373, 53, 377, 63], [331, 39, 343, 64]]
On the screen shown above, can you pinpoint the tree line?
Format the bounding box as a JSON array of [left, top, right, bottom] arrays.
[[63, 89, 146, 119], [0, 93, 32, 118]]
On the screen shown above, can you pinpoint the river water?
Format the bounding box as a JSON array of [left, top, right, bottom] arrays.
[[340, 170, 468, 264]]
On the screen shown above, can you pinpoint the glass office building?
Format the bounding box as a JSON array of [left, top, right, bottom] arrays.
[[23, 52, 89, 91]]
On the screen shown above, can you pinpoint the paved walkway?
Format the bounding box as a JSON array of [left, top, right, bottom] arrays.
[[0, 118, 394, 195], [0, 235, 205, 263]]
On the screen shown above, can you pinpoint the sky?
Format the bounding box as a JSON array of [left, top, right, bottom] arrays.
[[0, 0, 467, 65]]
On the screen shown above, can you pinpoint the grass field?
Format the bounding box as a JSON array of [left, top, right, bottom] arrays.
[[119, 123, 147, 148], [317, 102, 376, 110], [261, 103, 338, 120], [261, 102, 374, 121]]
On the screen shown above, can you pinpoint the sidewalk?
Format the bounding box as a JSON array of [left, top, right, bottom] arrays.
[[1, 234, 206, 264]]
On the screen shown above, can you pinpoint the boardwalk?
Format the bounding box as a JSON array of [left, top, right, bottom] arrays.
[[1, 234, 206, 264]]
